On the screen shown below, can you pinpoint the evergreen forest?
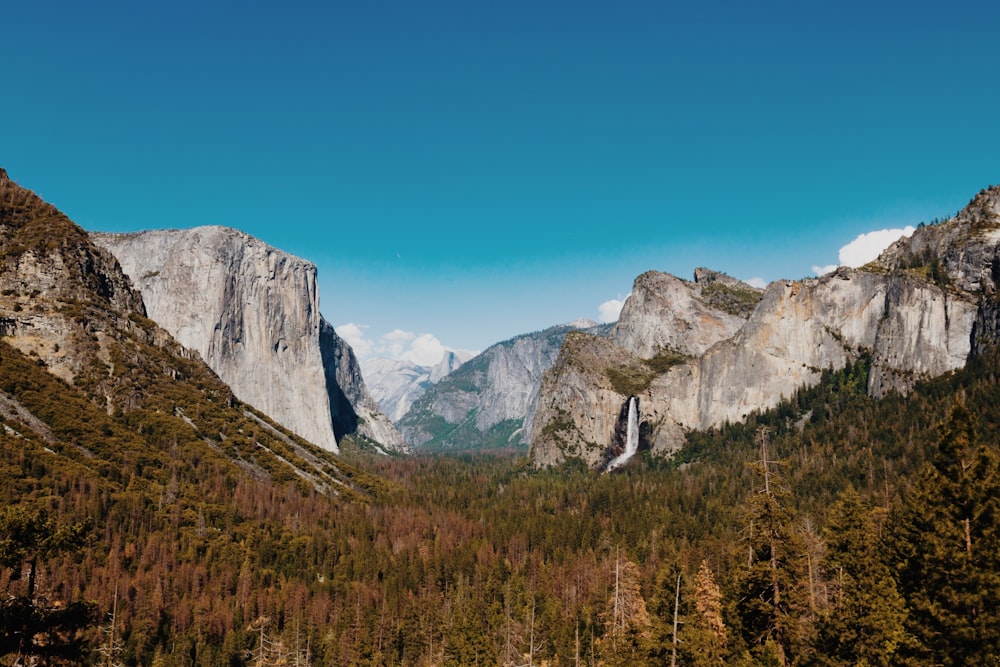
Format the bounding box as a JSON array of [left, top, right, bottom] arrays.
[[4, 325, 1000, 665]]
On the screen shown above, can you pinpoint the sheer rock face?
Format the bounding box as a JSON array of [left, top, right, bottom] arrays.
[[874, 186, 1000, 294], [530, 187, 1000, 469], [318, 318, 408, 452], [397, 322, 605, 451], [973, 296, 1000, 357], [93, 226, 406, 453], [529, 332, 639, 468], [477, 331, 563, 432]]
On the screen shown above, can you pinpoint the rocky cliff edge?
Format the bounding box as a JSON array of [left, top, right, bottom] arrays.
[[93, 227, 407, 454], [529, 185, 1000, 469]]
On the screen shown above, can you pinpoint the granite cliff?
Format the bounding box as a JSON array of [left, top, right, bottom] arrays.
[[93, 227, 407, 453], [0, 167, 383, 495], [530, 185, 1000, 469], [398, 320, 609, 451]]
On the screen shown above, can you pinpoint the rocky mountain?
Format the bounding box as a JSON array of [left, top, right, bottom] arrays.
[[0, 167, 384, 496], [92, 227, 407, 454], [529, 185, 1000, 469], [397, 320, 609, 451], [363, 350, 472, 422], [611, 268, 761, 358]]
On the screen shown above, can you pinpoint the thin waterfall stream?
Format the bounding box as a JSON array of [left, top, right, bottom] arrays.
[[606, 396, 639, 472]]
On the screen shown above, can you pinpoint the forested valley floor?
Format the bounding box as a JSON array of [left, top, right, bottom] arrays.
[[4, 348, 1000, 666]]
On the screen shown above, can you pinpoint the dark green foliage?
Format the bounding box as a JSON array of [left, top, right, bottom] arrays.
[[0, 506, 97, 665], [0, 506, 91, 574], [0, 598, 97, 665], [811, 492, 908, 667], [605, 362, 656, 396], [734, 450, 810, 664], [700, 281, 764, 316], [406, 413, 523, 453], [890, 402, 1000, 666], [899, 247, 952, 288], [646, 349, 689, 375], [605, 350, 688, 396]]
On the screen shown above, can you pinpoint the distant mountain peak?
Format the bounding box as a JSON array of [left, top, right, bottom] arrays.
[[566, 318, 600, 329]]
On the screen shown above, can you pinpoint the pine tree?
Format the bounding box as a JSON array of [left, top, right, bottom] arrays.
[[735, 428, 808, 665], [891, 402, 1000, 665], [812, 490, 907, 666], [599, 551, 651, 666], [676, 560, 730, 666], [0, 506, 96, 665]]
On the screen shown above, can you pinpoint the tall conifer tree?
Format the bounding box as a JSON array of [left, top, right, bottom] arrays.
[[812, 490, 907, 666], [891, 402, 1000, 665]]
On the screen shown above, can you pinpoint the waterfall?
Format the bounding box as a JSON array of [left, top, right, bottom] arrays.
[[606, 397, 639, 472]]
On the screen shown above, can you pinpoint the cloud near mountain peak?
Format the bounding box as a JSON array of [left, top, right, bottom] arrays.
[[813, 225, 916, 276], [336, 323, 474, 367]]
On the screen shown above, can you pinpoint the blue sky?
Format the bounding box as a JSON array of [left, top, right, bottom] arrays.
[[3, 1, 999, 361]]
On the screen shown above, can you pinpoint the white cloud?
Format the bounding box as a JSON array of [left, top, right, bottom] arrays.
[[838, 226, 916, 267], [401, 333, 449, 366], [335, 322, 374, 357], [746, 277, 768, 289], [598, 295, 630, 323], [381, 328, 416, 358], [337, 324, 470, 367], [812, 225, 916, 276], [383, 329, 416, 342]]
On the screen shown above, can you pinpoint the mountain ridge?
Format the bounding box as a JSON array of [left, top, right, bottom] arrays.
[[363, 349, 473, 422], [529, 185, 1000, 469], [397, 319, 611, 451]]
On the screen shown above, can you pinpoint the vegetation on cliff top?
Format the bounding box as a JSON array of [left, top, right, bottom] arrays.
[[605, 349, 689, 396], [699, 281, 763, 316]]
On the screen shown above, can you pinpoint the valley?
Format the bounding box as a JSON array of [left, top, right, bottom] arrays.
[[2, 167, 1000, 665]]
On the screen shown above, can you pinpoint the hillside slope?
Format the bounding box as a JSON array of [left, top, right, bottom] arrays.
[[0, 167, 385, 496], [0, 167, 391, 662]]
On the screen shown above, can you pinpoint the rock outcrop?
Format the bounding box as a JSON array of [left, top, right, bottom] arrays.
[[398, 321, 609, 451], [529, 331, 640, 468], [0, 168, 150, 386], [530, 186, 1000, 469], [873, 186, 1000, 294], [93, 227, 407, 453], [611, 268, 761, 358], [530, 271, 762, 468]]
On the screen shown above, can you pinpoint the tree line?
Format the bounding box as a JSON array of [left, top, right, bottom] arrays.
[[3, 347, 1000, 665]]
